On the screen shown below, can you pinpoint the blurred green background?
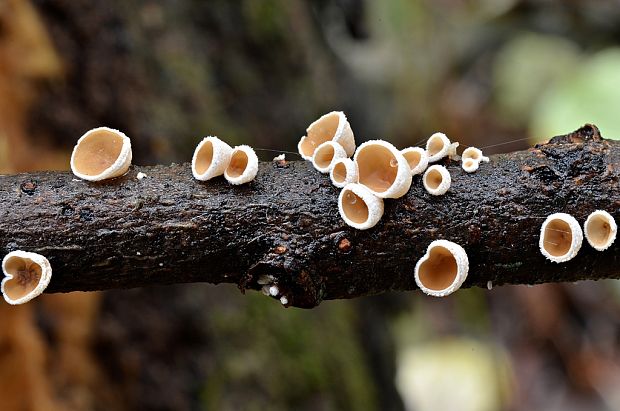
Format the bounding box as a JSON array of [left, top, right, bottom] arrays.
[[1, 1, 620, 410]]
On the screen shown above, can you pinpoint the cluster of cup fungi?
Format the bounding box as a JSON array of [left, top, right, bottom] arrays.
[[2, 115, 618, 305]]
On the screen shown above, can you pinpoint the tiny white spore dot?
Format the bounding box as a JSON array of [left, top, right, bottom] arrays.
[[137, 172, 147, 180], [280, 296, 288, 305], [269, 285, 279, 297]]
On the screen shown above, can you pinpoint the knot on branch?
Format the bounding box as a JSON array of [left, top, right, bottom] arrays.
[[548, 123, 602, 145]]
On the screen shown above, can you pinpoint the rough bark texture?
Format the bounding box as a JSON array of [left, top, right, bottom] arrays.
[[0, 125, 618, 308]]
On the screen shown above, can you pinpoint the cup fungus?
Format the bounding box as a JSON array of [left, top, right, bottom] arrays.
[[224, 145, 259, 185], [539, 213, 583, 263], [414, 240, 469, 297], [298, 111, 356, 161], [584, 210, 617, 251], [353, 140, 412, 199], [312, 141, 347, 173], [2, 251, 52, 305], [70, 127, 132, 181], [191, 136, 233, 181], [423, 165, 451, 196], [338, 183, 384, 230], [401, 147, 429, 176], [461, 147, 489, 163], [425, 132, 459, 163], [462, 158, 479, 173], [330, 158, 358, 188]]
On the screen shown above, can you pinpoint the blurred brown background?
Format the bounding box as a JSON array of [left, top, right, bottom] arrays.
[[1, 1, 620, 410]]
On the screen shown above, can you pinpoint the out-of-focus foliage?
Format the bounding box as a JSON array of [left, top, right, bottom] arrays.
[[396, 338, 511, 411], [493, 33, 580, 128], [531, 49, 620, 141]]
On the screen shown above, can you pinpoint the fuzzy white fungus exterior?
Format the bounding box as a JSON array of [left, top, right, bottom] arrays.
[[401, 147, 429, 176], [2, 251, 52, 305], [584, 210, 617, 251], [354, 140, 412, 199], [192, 136, 233, 181], [425, 132, 459, 163], [70, 127, 132, 181], [423, 165, 451, 196], [224, 145, 259, 185], [330, 158, 358, 188], [298, 111, 355, 161], [312, 141, 347, 173], [338, 183, 384, 230], [414, 240, 469, 297], [539, 213, 583, 263]]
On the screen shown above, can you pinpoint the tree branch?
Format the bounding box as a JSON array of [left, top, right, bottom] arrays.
[[1, 125, 618, 308]]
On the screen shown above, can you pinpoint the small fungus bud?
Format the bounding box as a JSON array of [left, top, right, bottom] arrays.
[[584, 210, 617, 251], [414, 240, 469, 297], [423, 165, 451, 196], [2, 251, 52, 305], [224, 145, 259, 185], [338, 183, 384, 230], [330, 158, 358, 188], [70, 127, 132, 181], [539, 213, 583, 263], [401, 147, 429, 176], [312, 141, 347, 173], [353, 140, 412, 199], [298, 111, 355, 161], [426, 132, 459, 163], [192, 136, 233, 181]]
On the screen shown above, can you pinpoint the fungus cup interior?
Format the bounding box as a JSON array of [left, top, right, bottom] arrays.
[[300, 113, 339, 158], [418, 246, 458, 291], [463, 159, 475, 168], [586, 215, 613, 248], [194, 141, 215, 175], [341, 189, 369, 224], [73, 129, 124, 176], [227, 150, 249, 178], [3, 256, 42, 300], [315, 144, 336, 169], [357, 145, 398, 193], [332, 161, 347, 183], [403, 150, 422, 169], [424, 168, 443, 190], [427, 135, 446, 157], [543, 219, 573, 257], [463, 149, 481, 161]]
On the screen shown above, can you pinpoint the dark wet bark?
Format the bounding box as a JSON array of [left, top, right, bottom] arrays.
[[0, 125, 618, 308]]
